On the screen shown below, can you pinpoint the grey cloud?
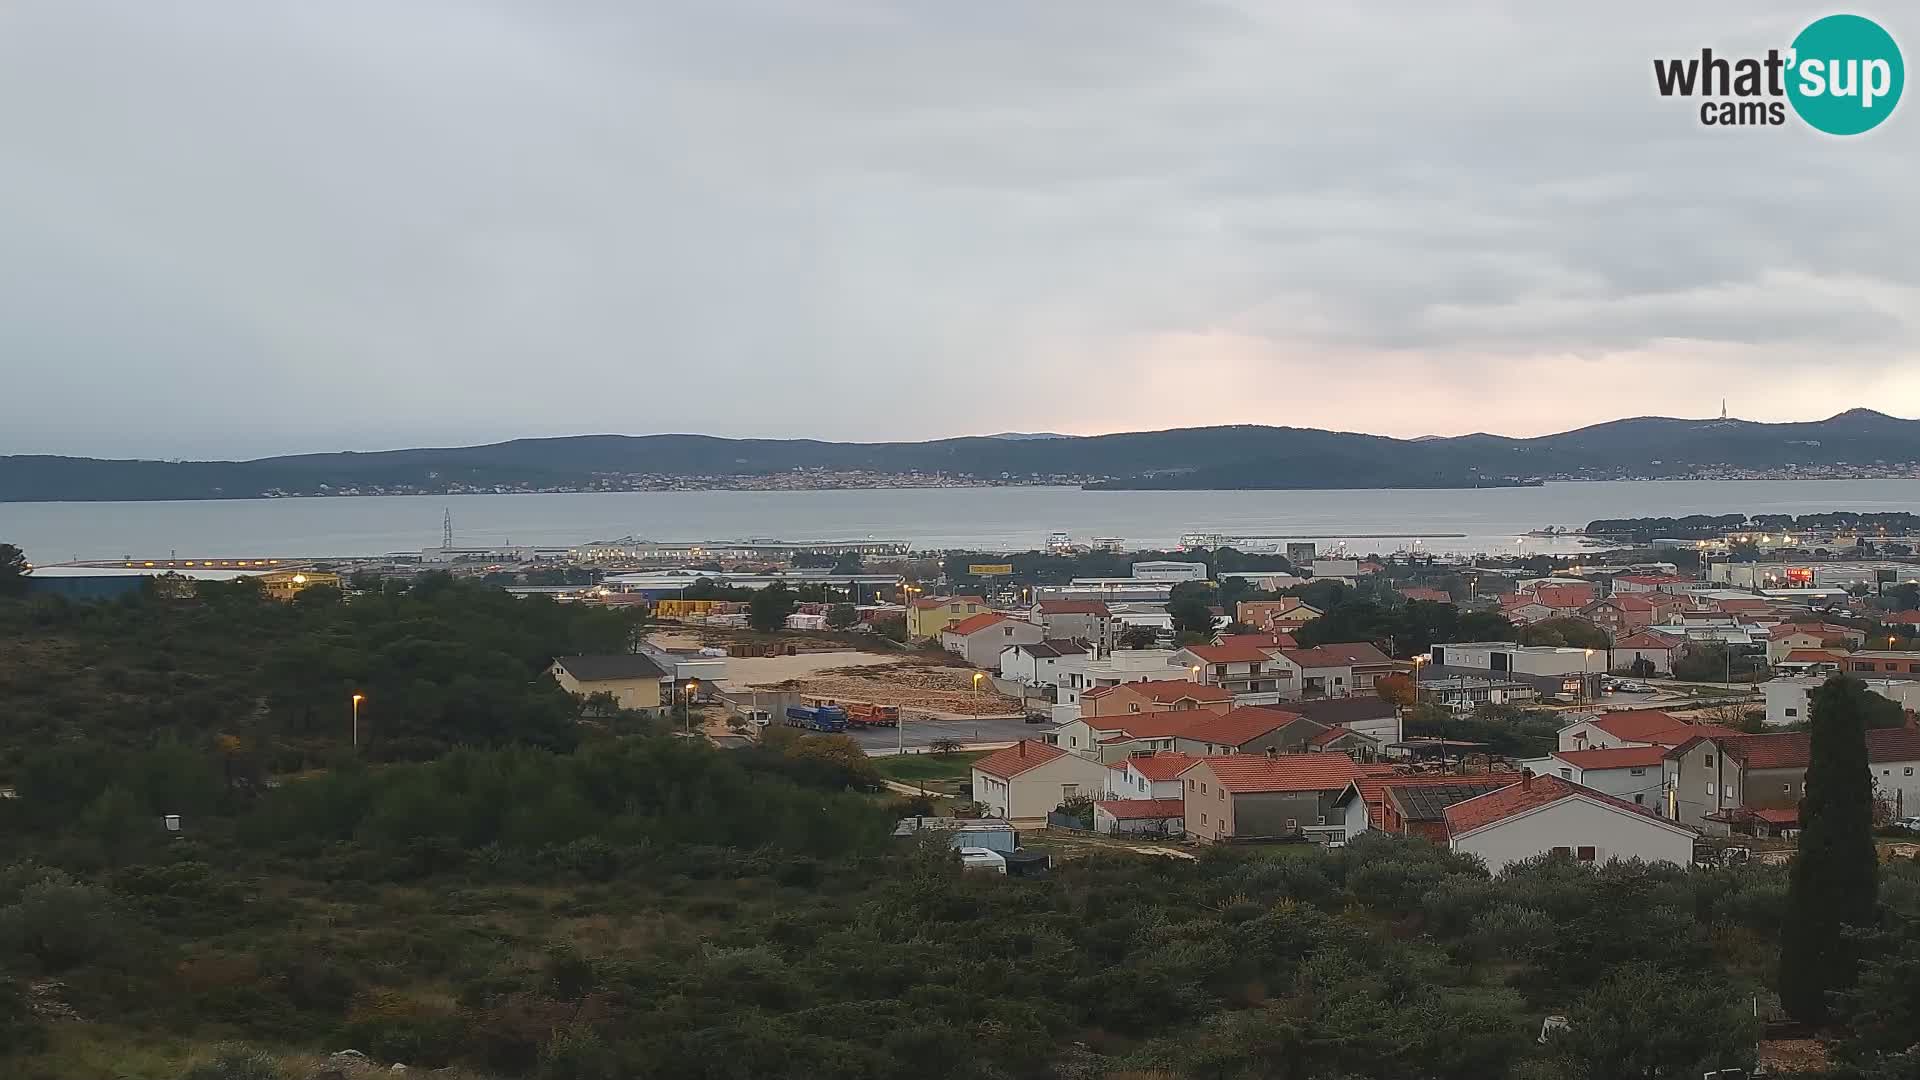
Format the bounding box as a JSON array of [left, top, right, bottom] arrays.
[[0, 1, 1914, 457]]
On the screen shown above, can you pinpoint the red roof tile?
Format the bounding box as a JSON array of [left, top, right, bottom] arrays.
[[1583, 709, 1686, 742], [1084, 679, 1232, 704], [971, 740, 1067, 779], [1281, 642, 1394, 668], [1184, 754, 1362, 793], [1090, 714, 1204, 740], [1398, 587, 1452, 603], [1443, 774, 1688, 836], [943, 612, 1011, 636], [1036, 600, 1111, 617], [1552, 745, 1669, 770], [1178, 707, 1304, 747], [1118, 751, 1199, 780], [1095, 797, 1187, 820], [1782, 649, 1846, 663], [1530, 584, 1598, 610]]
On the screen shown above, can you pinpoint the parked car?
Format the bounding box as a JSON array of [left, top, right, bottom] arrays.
[[1893, 816, 1920, 834]]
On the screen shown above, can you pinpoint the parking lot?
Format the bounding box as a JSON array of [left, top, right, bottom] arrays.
[[849, 715, 1045, 754]]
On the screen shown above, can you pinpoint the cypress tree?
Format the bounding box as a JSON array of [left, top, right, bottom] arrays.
[[1779, 675, 1880, 1025]]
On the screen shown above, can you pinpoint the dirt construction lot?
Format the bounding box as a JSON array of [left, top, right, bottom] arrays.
[[756, 661, 1021, 718]]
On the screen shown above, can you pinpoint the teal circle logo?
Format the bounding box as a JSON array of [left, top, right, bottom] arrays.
[[1787, 14, 1904, 135]]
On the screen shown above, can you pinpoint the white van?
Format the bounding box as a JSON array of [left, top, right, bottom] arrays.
[[957, 847, 1008, 874]]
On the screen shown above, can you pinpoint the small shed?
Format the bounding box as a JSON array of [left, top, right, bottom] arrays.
[[1093, 798, 1186, 837], [893, 816, 1018, 853]]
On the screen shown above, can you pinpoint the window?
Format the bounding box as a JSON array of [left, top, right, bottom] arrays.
[[1317, 815, 1327, 826], [1706, 782, 1715, 795], [1551, 846, 1571, 857], [1218, 788, 1225, 801], [1634, 794, 1645, 805], [1200, 812, 1207, 825], [1704, 754, 1714, 767], [1907, 768, 1915, 777], [1559, 768, 1572, 780], [1129, 703, 1140, 713], [1285, 818, 1298, 829], [1577, 846, 1596, 862], [1201, 783, 1207, 794], [1785, 708, 1798, 717], [1062, 784, 1079, 799], [1069, 736, 1078, 747], [1188, 779, 1195, 791], [1630, 767, 1646, 776], [1782, 783, 1791, 793]]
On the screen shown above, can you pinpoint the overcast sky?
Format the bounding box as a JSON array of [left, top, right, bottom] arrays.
[[2, 2, 1915, 459]]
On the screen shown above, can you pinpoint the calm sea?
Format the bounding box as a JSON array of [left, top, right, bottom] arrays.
[[6, 480, 1920, 564]]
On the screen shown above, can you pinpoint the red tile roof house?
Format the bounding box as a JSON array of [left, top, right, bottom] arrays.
[[1397, 586, 1453, 604], [1270, 642, 1400, 699], [1171, 707, 1330, 757], [1612, 574, 1693, 594], [1178, 754, 1370, 844], [1442, 772, 1697, 874], [940, 611, 1045, 668], [1093, 797, 1188, 838], [1582, 594, 1669, 636], [1333, 773, 1520, 842], [1528, 583, 1599, 613], [1663, 725, 1920, 831], [1556, 709, 1743, 753], [1172, 643, 1296, 696], [1610, 631, 1686, 675], [968, 740, 1113, 824], [1103, 750, 1199, 800], [1029, 599, 1115, 654], [1518, 745, 1670, 813]]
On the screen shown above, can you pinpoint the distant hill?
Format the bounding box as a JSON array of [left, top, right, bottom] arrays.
[[3, 410, 1917, 501]]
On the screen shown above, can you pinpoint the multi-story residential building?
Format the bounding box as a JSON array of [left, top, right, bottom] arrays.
[[1029, 599, 1114, 654], [906, 595, 989, 640]]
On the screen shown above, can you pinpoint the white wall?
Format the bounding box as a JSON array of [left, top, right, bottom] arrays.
[[971, 755, 1112, 820], [1873, 757, 1920, 818], [1451, 794, 1695, 875], [1763, 678, 1816, 727]]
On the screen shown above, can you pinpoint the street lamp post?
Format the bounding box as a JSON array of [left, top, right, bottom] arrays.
[[351, 693, 364, 747]]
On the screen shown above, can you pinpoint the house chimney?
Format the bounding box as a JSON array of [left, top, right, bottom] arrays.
[[1520, 768, 1534, 790], [1265, 746, 1278, 760], [1018, 741, 1026, 757]]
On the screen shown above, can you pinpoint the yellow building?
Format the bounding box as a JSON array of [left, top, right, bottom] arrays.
[[258, 570, 341, 601], [550, 654, 670, 715], [906, 595, 991, 641]]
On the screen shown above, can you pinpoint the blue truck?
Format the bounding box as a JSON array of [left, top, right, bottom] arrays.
[[784, 703, 850, 732]]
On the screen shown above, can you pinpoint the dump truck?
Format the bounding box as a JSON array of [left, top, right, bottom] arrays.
[[784, 703, 849, 732], [844, 702, 899, 728]]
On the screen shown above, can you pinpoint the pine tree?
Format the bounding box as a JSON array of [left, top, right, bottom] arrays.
[[1779, 674, 1881, 1025]]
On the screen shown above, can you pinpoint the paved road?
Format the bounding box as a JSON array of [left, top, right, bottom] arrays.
[[848, 715, 1046, 754]]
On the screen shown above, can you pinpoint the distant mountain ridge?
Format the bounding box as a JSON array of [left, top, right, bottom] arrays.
[[3, 410, 1916, 501]]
